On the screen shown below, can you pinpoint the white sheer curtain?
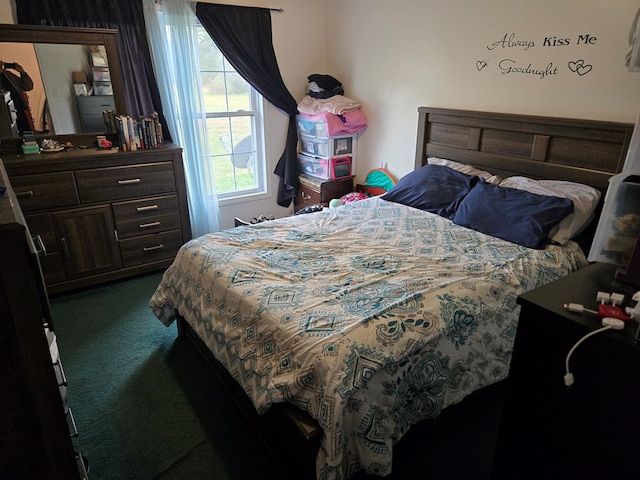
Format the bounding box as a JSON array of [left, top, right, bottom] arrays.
[[143, 0, 220, 237], [627, 7, 640, 72]]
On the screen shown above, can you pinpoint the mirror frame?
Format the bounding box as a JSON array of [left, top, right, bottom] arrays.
[[0, 23, 126, 147]]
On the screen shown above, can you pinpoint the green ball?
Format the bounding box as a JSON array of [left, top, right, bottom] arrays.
[[329, 198, 343, 209]]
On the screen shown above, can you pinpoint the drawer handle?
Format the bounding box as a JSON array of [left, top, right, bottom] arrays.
[[67, 408, 78, 438], [302, 192, 311, 200], [60, 237, 70, 259], [143, 244, 164, 252], [136, 204, 159, 212], [16, 190, 34, 198], [33, 234, 47, 256], [117, 178, 141, 185], [139, 221, 161, 229], [53, 360, 67, 386]]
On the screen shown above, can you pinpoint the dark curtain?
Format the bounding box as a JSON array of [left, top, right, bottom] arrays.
[[15, 0, 169, 140], [195, 3, 298, 207]]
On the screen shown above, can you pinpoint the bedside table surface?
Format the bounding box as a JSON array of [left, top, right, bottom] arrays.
[[518, 262, 639, 347], [492, 262, 640, 480]]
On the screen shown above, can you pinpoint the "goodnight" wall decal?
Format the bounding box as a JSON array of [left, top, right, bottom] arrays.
[[478, 32, 597, 79]]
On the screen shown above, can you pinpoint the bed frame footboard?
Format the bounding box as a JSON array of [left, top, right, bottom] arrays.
[[176, 316, 321, 479]]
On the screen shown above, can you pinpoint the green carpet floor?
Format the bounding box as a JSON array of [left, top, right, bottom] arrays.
[[50, 272, 281, 480], [50, 271, 505, 480]]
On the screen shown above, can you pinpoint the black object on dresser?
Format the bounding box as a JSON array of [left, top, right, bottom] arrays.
[[0, 159, 85, 479], [75, 95, 116, 133], [491, 263, 640, 480]]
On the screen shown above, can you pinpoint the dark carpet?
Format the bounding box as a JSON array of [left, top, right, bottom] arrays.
[[50, 271, 505, 480]]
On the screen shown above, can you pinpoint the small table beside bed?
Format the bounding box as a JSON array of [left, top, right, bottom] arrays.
[[149, 107, 633, 480]]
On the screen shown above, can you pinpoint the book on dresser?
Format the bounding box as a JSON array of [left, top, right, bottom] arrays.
[[114, 112, 164, 151]]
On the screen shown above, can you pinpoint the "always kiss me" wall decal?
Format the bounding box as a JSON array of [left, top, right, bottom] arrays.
[[477, 32, 597, 79]]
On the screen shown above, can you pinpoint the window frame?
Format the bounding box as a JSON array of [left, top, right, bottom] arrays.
[[196, 26, 267, 202]]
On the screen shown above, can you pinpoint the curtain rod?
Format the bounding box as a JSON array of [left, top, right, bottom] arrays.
[[190, 2, 283, 13]]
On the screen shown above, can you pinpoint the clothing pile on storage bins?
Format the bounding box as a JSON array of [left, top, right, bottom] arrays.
[[297, 74, 367, 136]]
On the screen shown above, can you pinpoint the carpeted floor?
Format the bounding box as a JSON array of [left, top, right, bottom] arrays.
[[50, 271, 505, 480], [50, 272, 281, 480]]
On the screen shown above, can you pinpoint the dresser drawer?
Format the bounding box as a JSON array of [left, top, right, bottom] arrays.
[[25, 213, 57, 254], [75, 162, 176, 203], [295, 175, 353, 212], [39, 253, 66, 285], [112, 195, 178, 222], [116, 213, 180, 239], [11, 172, 79, 212], [119, 229, 183, 267], [76, 94, 115, 112], [23, 213, 65, 285], [113, 195, 180, 239], [296, 184, 321, 207]]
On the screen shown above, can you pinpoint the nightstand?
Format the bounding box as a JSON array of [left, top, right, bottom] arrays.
[[294, 174, 354, 213], [491, 263, 640, 480]]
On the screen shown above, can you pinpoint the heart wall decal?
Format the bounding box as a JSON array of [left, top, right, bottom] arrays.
[[568, 59, 593, 76]]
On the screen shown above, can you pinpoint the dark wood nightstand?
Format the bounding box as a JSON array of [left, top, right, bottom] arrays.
[[294, 174, 354, 213], [491, 263, 640, 480]]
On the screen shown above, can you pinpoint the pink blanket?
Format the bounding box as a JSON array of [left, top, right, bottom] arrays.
[[298, 110, 367, 136]]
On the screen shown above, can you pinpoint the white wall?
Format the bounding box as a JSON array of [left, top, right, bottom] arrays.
[[0, 0, 13, 23], [35, 43, 87, 133], [326, 0, 640, 181]]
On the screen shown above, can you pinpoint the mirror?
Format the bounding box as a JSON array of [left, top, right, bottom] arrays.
[[0, 24, 126, 142]]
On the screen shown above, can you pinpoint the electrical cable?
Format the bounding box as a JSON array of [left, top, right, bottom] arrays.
[[563, 317, 625, 387], [563, 303, 598, 315], [564, 302, 632, 322]]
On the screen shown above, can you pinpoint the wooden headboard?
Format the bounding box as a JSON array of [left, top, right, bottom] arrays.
[[415, 107, 634, 195]]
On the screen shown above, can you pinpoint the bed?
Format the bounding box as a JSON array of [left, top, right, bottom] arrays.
[[149, 107, 633, 480]]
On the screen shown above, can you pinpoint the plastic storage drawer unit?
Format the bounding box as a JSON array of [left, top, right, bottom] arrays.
[[297, 154, 352, 180], [299, 134, 355, 158], [588, 173, 640, 267], [296, 115, 328, 137]]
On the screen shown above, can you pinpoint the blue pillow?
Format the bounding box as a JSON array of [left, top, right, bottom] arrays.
[[452, 182, 574, 249], [381, 164, 479, 218]]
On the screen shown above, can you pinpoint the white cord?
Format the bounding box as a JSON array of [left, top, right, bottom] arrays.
[[563, 303, 598, 315], [563, 317, 625, 387]]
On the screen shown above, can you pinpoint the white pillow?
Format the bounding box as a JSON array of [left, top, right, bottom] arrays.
[[498, 176, 601, 245], [427, 157, 502, 184]]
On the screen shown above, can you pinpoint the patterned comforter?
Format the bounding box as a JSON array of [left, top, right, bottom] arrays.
[[149, 196, 588, 479]]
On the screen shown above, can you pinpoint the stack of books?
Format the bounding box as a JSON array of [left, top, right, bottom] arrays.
[[21, 141, 40, 154], [103, 110, 164, 151], [21, 131, 40, 155]]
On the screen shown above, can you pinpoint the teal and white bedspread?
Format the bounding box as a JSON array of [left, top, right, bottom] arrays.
[[150, 196, 588, 479]]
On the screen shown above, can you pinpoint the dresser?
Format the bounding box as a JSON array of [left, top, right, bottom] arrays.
[[3, 144, 191, 294], [295, 174, 354, 213], [491, 263, 640, 480], [0, 159, 86, 479]]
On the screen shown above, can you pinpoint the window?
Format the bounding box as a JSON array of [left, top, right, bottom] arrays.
[[195, 25, 265, 198]]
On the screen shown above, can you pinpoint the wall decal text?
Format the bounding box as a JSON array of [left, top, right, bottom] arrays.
[[478, 32, 598, 79]]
